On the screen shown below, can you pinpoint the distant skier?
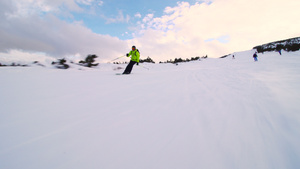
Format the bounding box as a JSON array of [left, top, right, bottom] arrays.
[[276, 45, 282, 55], [123, 46, 140, 74], [253, 52, 258, 61], [232, 55, 235, 59], [277, 48, 282, 55]]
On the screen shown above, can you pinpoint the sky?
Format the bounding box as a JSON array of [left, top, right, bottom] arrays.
[[0, 0, 300, 63]]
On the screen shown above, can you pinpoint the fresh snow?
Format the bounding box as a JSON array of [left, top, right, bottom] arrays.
[[1, 50, 300, 169]]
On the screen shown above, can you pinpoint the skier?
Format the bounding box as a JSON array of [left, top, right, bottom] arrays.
[[253, 52, 258, 61], [276, 45, 282, 55], [123, 46, 140, 74], [277, 49, 282, 55]]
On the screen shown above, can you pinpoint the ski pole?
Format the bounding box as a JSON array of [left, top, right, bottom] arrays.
[[138, 64, 149, 70], [110, 55, 125, 62]]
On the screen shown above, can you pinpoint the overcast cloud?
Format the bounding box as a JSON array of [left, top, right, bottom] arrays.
[[0, 0, 128, 63]]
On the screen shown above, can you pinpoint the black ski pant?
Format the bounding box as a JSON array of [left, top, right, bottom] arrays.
[[123, 60, 137, 74]]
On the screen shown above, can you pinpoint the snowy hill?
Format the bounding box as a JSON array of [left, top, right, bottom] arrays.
[[253, 36, 300, 53], [1, 50, 300, 169]]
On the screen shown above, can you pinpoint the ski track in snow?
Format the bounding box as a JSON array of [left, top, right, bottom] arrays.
[[0, 50, 300, 169]]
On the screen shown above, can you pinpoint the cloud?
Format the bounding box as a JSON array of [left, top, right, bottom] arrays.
[[196, 0, 214, 5], [1, 0, 300, 64], [103, 10, 130, 24], [1, 14, 126, 58], [134, 12, 142, 18], [142, 14, 154, 23], [130, 0, 300, 61], [131, 0, 300, 60], [205, 35, 230, 44], [2, 0, 85, 19], [75, 0, 103, 7], [0, 50, 55, 64], [0, 0, 127, 62], [76, 0, 95, 6], [98, 1, 104, 6]]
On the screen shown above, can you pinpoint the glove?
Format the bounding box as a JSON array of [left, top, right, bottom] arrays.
[[126, 53, 129, 57], [136, 62, 139, 65]]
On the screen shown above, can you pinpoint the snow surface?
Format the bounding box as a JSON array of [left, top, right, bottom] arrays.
[[1, 50, 300, 169]]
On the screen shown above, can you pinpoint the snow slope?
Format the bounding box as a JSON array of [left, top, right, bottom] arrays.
[[1, 50, 300, 169]]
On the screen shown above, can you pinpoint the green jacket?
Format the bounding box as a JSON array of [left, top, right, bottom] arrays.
[[128, 49, 140, 63]]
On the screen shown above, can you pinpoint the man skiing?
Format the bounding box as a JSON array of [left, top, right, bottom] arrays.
[[123, 46, 140, 74]]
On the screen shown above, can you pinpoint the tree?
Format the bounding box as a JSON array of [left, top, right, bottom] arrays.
[[79, 54, 99, 68], [140, 56, 155, 63], [52, 58, 69, 69]]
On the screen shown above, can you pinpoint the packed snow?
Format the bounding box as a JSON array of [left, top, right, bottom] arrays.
[[1, 50, 300, 169]]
